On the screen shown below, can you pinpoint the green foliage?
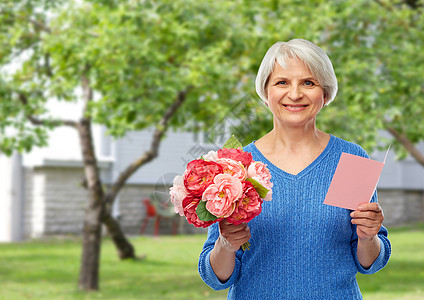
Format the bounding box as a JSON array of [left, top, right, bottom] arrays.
[[236, 0, 424, 156], [196, 200, 218, 222], [318, 0, 424, 154], [222, 135, 243, 149], [1, 0, 423, 161], [246, 177, 269, 199], [0, 0, 261, 153]]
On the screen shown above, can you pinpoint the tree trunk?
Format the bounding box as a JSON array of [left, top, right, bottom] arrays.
[[102, 212, 135, 259], [77, 119, 105, 291], [100, 88, 190, 259], [386, 126, 424, 168]]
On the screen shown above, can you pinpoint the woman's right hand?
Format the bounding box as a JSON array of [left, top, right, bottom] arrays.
[[218, 219, 251, 253], [210, 220, 251, 281]]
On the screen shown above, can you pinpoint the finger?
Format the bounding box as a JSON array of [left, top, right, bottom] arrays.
[[351, 220, 383, 230], [220, 222, 248, 233], [351, 218, 381, 228], [221, 228, 250, 241], [222, 233, 250, 243], [227, 234, 251, 244], [221, 224, 250, 237], [222, 225, 248, 236], [351, 214, 382, 224], [350, 210, 382, 220], [357, 202, 382, 212]]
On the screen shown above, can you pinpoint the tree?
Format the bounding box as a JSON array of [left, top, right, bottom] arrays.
[[319, 0, 424, 165], [0, 0, 261, 291], [235, 0, 424, 167]]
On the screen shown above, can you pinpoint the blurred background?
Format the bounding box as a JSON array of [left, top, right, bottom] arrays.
[[0, 0, 423, 299]]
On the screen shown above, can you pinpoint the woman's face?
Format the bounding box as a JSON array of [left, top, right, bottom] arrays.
[[266, 57, 326, 129]]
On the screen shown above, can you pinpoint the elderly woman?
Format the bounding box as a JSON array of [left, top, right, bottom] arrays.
[[198, 39, 391, 299]]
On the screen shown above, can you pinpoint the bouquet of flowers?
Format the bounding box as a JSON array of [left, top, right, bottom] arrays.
[[169, 136, 272, 250]]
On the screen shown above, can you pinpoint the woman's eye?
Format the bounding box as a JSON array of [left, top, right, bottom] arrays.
[[277, 81, 287, 85], [304, 81, 315, 86]]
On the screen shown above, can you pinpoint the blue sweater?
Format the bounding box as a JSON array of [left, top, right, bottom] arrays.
[[198, 135, 391, 299]]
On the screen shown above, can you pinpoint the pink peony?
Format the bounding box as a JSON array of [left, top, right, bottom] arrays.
[[217, 147, 253, 168], [202, 174, 243, 218], [182, 195, 217, 228], [216, 158, 247, 181], [169, 175, 187, 216], [247, 161, 273, 201], [227, 181, 263, 225], [184, 159, 223, 197]]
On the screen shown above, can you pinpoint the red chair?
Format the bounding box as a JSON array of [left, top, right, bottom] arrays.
[[140, 198, 178, 236]]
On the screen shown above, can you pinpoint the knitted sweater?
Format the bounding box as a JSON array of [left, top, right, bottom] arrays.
[[198, 135, 391, 299]]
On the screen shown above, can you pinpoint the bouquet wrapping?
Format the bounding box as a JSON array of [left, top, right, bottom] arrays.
[[169, 136, 272, 250]]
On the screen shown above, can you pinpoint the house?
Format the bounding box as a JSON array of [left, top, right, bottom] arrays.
[[0, 99, 217, 242]]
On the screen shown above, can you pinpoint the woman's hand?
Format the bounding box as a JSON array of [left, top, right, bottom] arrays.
[[218, 219, 251, 252], [350, 202, 384, 268], [210, 220, 251, 282], [350, 202, 384, 241]]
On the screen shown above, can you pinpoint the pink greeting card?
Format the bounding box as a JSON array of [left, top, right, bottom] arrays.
[[323, 148, 390, 210]]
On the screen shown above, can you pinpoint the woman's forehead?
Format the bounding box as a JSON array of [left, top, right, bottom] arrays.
[[271, 58, 314, 79]]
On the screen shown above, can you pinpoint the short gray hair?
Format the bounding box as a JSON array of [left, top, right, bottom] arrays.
[[255, 39, 338, 106]]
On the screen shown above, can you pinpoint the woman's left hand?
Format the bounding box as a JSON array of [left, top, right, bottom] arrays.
[[350, 202, 384, 241]]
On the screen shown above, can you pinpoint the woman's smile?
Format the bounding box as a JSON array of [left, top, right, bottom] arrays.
[[282, 104, 309, 112]]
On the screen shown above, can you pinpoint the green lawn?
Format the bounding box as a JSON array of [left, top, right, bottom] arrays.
[[356, 223, 424, 300], [0, 224, 423, 300]]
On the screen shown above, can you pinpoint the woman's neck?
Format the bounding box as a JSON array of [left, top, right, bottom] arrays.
[[267, 122, 326, 152], [254, 121, 331, 175]]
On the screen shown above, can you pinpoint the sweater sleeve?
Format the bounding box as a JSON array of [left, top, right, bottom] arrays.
[[350, 191, 392, 274], [198, 223, 243, 290]]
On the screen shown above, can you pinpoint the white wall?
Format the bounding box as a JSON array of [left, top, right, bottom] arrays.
[[112, 129, 217, 185], [0, 153, 24, 242], [373, 140, 424, 190], [23, 98, 108, 166]]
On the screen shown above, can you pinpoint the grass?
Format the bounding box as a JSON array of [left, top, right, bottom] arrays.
[[0, 234, 227, 300], [0, 224, 423, 300], [356, 223, 424, 300]]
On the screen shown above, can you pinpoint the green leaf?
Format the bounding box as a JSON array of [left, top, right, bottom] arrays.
[[196, 200, 218, 222], [222, 135, 243, 149], [246, 178, 269, 199]]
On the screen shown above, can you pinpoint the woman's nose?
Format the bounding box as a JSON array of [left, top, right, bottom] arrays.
[[288, 85, 303, 101]]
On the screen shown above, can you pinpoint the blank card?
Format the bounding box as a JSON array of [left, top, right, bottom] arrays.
[[323, 147, 390, 210]]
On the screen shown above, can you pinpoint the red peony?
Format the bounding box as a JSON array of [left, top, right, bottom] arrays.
[[227, 181, 263, 225], [183, 159, 223, 197], [182, 195, 217, 228], [217, 147, 253, 168]]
